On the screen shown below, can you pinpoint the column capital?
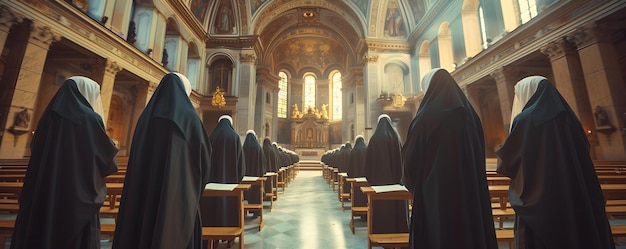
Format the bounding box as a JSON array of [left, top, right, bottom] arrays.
[[0, 5, 24, 29], [364, 55, 378, 63], [566, 21, 613, 50], [239, 53, 257, 64], [490, 67, 519, 84], [540, 37, 577, 61], [105, 60, 123, 75], [29, 21, 61, 47]]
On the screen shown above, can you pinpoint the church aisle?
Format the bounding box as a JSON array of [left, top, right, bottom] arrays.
[[239, 170, 368, 249]]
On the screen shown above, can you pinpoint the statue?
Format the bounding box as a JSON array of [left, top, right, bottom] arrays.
[[211, 86, 226, 108], [292, 104, 301, 118], [320, 104, 328, 119]]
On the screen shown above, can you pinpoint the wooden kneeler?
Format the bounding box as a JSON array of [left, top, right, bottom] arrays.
[[242, 176, 267, 231], [201, 183, 251, 249], [361, 185, 411, 249]]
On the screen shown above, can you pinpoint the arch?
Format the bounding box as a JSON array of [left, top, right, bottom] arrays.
[[208, 57, 234, 95], [418, 40, 432, 90], [163, 17, 182, 71], [303, 73, 317, 109], [438, 22, 454, 72], [383, 61, 409, 94]]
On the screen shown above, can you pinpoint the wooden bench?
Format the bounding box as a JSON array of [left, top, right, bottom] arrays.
[[495, 229, 514, 248], [362, 186, 411, 249], [201, 183, 250, 249], [347, 178, 369, 234], [263, 172, 277, 210], [491, 208, 516, 229], [242, 176, 266, 231], [338, 173, 350, 210]]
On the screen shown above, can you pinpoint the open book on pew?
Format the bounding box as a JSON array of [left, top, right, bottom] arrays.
[[242, 176, 259, 181], [371, 184, 408, 193], [354, 177, 368, 182], [205, 183, 239, 191]]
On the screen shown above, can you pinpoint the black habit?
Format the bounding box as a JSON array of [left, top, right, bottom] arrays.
[[364, 115, 409, 234], [11, 77, 118, 249], [243, 131, 266, 205], [401, 68, 497, 249], [112, 73, 211, 249], [348, 136, 368, 207], [200, 117, 245, 227], [496, 77, 614, 249]]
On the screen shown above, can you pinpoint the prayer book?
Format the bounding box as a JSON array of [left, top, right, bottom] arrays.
[[371, 184, 408, 193], [205, 183, 239, 191]]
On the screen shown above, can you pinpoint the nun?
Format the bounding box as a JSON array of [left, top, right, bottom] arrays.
[[348, 135, 368, 208], [113, 73, 211, 249], [11, 76, 118, 249], [243, 130, 266, 218], [200, 115, 245, 247], [496, 76, 614, 249], [364, 114, 408, 234], [401, 68, 497, 249]]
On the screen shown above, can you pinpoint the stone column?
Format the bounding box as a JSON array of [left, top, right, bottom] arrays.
[[541, 37, 598, 158], [490, 67, 519, 135], [354, 75, 366, 137], [364, 55, 379, 139], [462, 84, 483, 119], [0, 21, 60, 158], [567, 22, 626, 160], [93, 60, 123, 122], [235, 52, 257, 135]]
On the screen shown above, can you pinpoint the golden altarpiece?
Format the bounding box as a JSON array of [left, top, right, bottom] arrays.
[[290, 104, 329, 149]]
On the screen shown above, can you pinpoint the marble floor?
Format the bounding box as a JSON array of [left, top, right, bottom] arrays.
[[5, 169, 626, 248]]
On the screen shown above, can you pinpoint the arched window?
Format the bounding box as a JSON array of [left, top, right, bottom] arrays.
[[479, 6, 489, 49], [303, 74, 316, 109], [330, 71, 342, 120], [278, 72, 288, 118], [518, 0, 537, 24], [209, 58, 232, 94]]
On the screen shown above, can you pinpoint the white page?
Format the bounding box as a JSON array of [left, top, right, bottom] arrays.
[[371, 184, 408, 193], [205, 183, 238, 191]]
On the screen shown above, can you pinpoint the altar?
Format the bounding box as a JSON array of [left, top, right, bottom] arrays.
[[290, 104, 329, 150]]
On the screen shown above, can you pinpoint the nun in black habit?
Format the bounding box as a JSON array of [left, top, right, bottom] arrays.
[[112, 73, 211, 249], [496, 76, 614, 249], [364, 114, 409, 234], [339, 142, 352, 194], [200, 115, 245, 238], [11, 76, 118, 249], [401, 68, 497, 249], [348, 135, 368, 207], [243, 129, 266, 217]]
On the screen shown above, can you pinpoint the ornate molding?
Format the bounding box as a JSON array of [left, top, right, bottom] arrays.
[[489, 67, 519, 84], [239, 53, 257, 64], [105, 60, 123, 75], [540, 37, 576, 61], [29, 21, 61, 47], [206, 36, 258, 49], [364, 55, 378, 63], [366, 39, 410, 52], [0, 5, 24, 29], [566, 21, 613, 49]]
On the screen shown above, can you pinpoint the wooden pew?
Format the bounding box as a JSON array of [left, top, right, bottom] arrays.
[[201, 183, 250, 249], [241, 176, 266, 231], [263, 172, 277, 210], [361, 185, 411, 249], [338, 172, 350, 210], [347, 177, 369, 234]]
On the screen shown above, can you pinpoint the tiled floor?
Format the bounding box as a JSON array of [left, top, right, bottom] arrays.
[[4, 169, 626, 248]]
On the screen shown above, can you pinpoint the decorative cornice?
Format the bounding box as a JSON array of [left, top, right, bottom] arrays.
[[105, 60, 123, 75], [566, 21, 613, 50], [365, 39, 410, 52], [206, 35, 258, 49], [169, 0, 208, 40], [0, 5, 24, 29]]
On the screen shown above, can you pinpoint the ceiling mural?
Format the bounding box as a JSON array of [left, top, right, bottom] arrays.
[[384, 0, 406, 38], [273, 38, 346, 73], [408, 0, 426, 25], [190, 0, 210, 23], [250, 0, 267, 16], [214, 0, 236, 34]]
